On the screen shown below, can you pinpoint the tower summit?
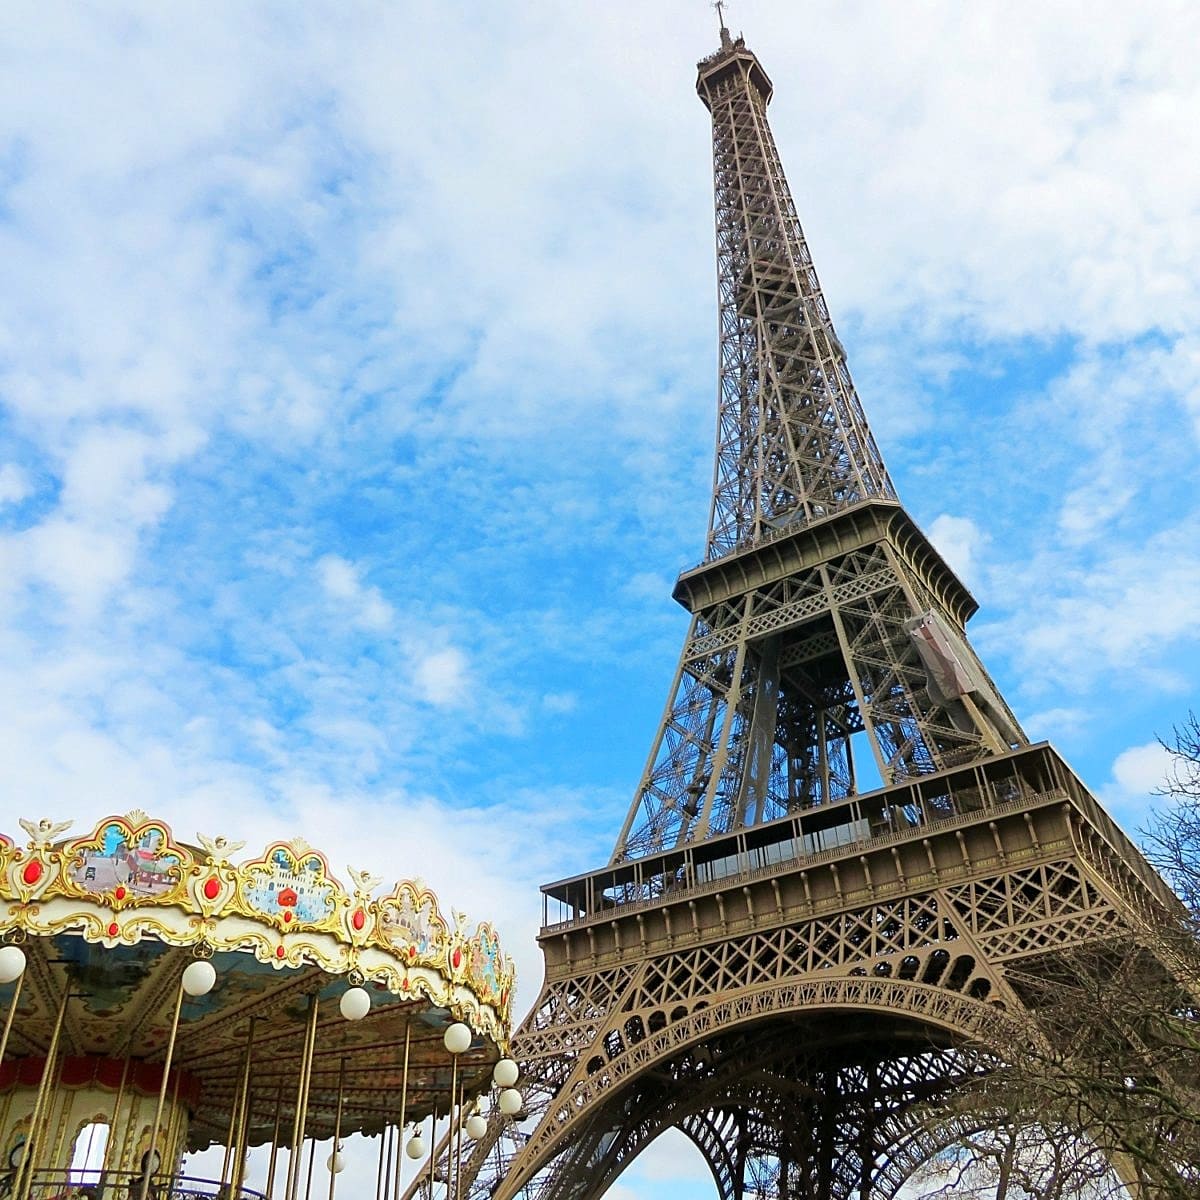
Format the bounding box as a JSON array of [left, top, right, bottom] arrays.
[[697, 26, 893, 555], [421, 27, 1184, 1200], [610, 28, 1025, 862]]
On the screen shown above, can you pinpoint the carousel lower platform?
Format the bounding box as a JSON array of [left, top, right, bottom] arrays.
[[0, 811, 521, 1199]]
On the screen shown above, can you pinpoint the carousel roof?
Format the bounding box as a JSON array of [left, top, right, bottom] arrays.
[[0, 810, 516, 1149]]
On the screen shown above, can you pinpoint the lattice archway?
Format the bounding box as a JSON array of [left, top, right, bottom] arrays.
[[515, 1024, 1141, 1200], [504, 975, 1022, 1198], [498, 978, 1026, 1200]]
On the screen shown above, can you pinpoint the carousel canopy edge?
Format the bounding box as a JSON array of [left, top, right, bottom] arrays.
[[0, 811, 516, 1029]]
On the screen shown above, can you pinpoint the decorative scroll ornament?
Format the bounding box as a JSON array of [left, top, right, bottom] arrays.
[[191, 833, 241, 916], [7, 820, 65, 903], [344, 865, 381, 946]]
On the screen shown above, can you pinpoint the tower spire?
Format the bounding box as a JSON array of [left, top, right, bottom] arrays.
[[697, 31, 896, 560], [714, 1, 733, 51]]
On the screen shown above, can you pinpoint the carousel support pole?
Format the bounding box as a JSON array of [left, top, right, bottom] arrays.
[[426, 1110, 438, 1200], [0, 1079, 11, 1159], [375, 1122, 389, 1200], [284, 994, 320, 1200], [229, 1018, 258, 1198], [137, 959, 216, 1200], [326, 1058, 346, 1200], [265, 1081, 284, 1200], [303, 1136, 317, 1200], [222, 1018, 254, 1185], [0, 963, 26, 1171], [100, 1055, 133, 1185], [454, 1078, 465, 1200], [0, 946, 28, 1069], [447, 1065, 458, 1200], [391, 1026, 411, 1200], [14, 981, 71, 1200], [220, 1057, 242, 1186], [164, 1069, 184, 1187], [441, 1024, 470, 1200]]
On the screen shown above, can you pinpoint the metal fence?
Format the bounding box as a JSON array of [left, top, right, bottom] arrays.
[[5, 1171, 267, 1200]]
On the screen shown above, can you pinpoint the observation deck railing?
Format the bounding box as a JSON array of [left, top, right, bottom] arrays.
[[541, 788, 1070, 937]]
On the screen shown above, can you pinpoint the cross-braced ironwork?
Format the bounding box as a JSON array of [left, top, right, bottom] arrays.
[[403, 21, 1188, 1200]]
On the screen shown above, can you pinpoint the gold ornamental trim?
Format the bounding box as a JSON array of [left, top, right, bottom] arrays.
[[0, 811, 516, 1038]]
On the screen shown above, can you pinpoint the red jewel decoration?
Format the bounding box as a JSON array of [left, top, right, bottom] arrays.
[[402, 978, 410, 990], [283, 910, 293, 924], [22, 859, 43, 886], [276, 945, 285, 959], [408, 945, 416, 960], [114, 886, 127, 901], [107, 922, 119, 937], [352, 908, 365, 932], [452, 947, 462, 970], [202, 876, 220, 901]]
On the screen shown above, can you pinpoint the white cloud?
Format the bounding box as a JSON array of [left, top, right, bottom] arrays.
[[978, 516, 1200, 696], [622, 571, 674, 602], [1111, 741, 1173, 799], [0, 464, 32, 504], [1103, 740, 1175, 826], [928, 513, 985, 589], [412, 647, 469, 708], [542, 692, 578, 715], [1019, 706, 1091, 743], [317, 554, 359, 599], [317, 554, 394, 631], [766, 2, 1200, 344]]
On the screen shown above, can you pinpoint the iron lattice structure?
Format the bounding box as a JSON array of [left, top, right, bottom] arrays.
[[611, 34, 1023, 863], [403, 25, 1188, 1200]]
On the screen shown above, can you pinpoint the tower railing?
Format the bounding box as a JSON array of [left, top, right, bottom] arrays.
[[542, 788, 1073, 937]]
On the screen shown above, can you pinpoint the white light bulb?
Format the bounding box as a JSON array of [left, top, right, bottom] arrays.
[[0, 946, 27, 984], [405, 1135, 425, 1160], [498, 1088, 522, 1116], [339, 986, 371, 1021], [327, 1151, 345, 1174], [465, 1114, 488, 1140], [181, 960, 217, 997], [492, 1058, 519, 1088], [443, 1022, 472, 1054]]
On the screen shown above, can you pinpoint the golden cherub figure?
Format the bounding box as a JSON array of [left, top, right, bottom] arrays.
[[347, 865, 383, 896], [196, 832, 246, 865], [19, 816, 73, 847]]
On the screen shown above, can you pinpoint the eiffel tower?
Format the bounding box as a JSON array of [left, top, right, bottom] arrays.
[[414, 21, 1183, 1200]]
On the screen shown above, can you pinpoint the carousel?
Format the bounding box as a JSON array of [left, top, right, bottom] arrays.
[[0, 811, 521, 1200]]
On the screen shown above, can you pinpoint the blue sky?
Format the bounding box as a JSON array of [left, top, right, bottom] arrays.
[[2, 2, 1199, 1196]]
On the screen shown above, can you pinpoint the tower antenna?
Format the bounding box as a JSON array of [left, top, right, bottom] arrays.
[[713, 1, 733, 50]]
